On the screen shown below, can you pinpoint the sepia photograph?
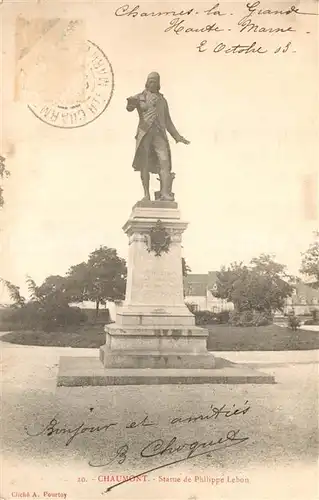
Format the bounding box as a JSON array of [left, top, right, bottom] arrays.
[[1, 1, 318, 499]]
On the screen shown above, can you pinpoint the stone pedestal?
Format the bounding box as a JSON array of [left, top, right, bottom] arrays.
[[56, 200, 275, 386], [99, 200, 215, 370]]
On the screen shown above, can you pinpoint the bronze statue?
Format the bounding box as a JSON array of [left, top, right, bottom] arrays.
[[126, 72, 190, 201]]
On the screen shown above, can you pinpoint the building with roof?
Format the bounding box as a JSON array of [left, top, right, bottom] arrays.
[[284, 281, 319, 315], [184, 272, 319, 315], [184, 272, 234, 313]]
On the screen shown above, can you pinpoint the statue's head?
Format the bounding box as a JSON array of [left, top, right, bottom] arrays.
[[145, 72, 160, 92]]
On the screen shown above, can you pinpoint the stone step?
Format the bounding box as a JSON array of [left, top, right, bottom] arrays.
[[99, 347, 216, 369], [57, 356, 275, 386]]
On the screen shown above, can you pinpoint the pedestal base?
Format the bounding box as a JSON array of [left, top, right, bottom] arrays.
[[100, 323, 214, 368], [57, 356, 275, 386]]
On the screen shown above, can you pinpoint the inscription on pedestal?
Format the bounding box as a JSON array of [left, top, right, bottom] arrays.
[[130, 263, 183, 305]]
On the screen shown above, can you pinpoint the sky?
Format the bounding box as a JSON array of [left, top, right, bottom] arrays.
[[0, 0, 318, 302]]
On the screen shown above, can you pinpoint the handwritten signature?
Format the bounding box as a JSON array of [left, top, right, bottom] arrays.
[[98, 429, 249, 494]]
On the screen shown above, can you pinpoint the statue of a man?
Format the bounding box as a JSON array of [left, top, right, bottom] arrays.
[[126, 72, 190, 201]]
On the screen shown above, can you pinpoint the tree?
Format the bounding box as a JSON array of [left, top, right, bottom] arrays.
[[182, 257, 191, 278], [25, 275, 39, 301], [212, 261, 249, 310], [300, 239, 319, 288], [0, 278, 25, 307], [0, 155, 10, 208], [1, 275, 85, 331], [65, 262, 90, 303], [34, 275, 84, 329], [66, 246, 127, 318], [35, 275, 70, 305], [213, 254, 293, 315]]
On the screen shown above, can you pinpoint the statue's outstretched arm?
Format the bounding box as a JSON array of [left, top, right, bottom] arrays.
[[126, 94, 140, 112]]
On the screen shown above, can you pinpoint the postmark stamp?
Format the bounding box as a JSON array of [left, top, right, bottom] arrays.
[[28, 40, 114, 128], [15, 18, 114, 128]]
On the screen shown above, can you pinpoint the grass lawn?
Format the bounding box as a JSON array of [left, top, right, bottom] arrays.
[[206, 323, 319, 351], [0, 324, 106, 348], [1, 323, 318, 350]]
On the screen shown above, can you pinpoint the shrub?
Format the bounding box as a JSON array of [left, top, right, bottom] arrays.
[[254, 311, 274, 326], [44, 305, 87, 330], [229, 310, 273, 327], [194, 310, 218, 325], [214, 310, 230, 324], [2, 302, 87, 332], [287, 313, 301, 331], [2, 302, 42, 331]]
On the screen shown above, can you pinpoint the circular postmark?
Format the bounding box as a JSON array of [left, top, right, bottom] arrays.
[[28, 40, 114, 128]]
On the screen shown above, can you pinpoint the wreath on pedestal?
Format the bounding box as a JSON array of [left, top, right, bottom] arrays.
[[145, 219, 171, 257]]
